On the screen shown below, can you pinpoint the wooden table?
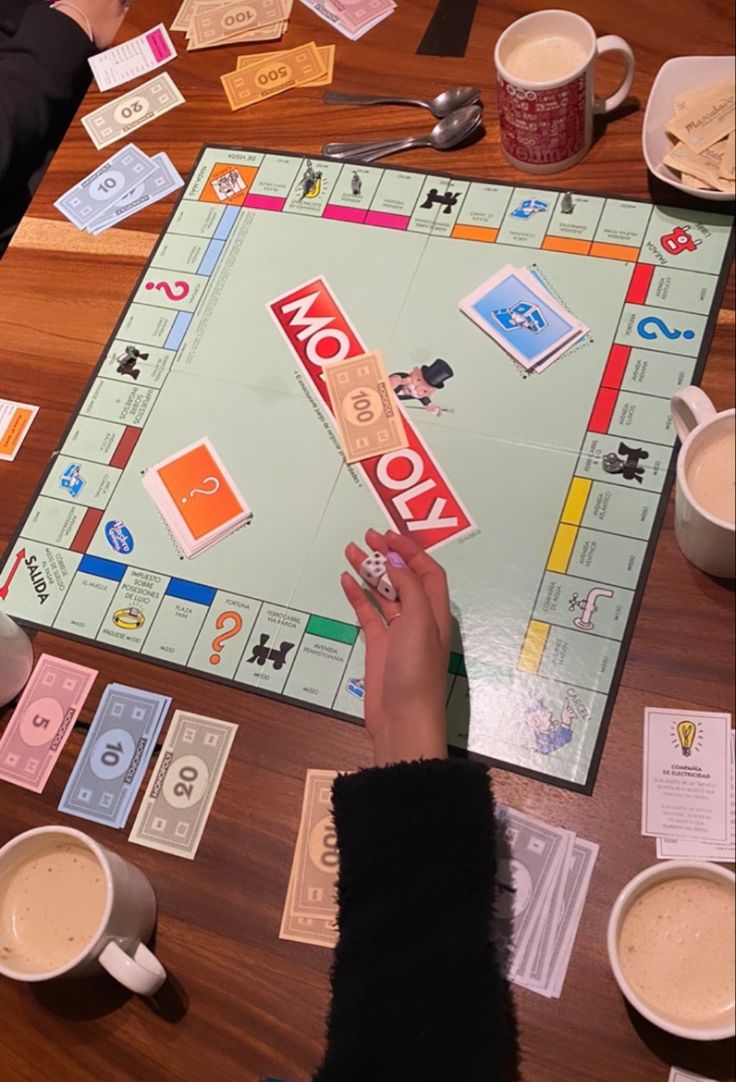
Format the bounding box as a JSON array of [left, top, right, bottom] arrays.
[[1, 2, 734, 1079]]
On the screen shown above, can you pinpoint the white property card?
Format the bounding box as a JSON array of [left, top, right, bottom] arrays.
[[642, 708, 731, 843], [89, 25, 176, 92]]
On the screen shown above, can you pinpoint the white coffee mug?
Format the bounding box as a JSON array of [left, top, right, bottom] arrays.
[[607, 861, 735, 1041], [0, 826, 166, 995], [671, 386, 735, 579], [0, 613, 34, 708], [495, 10, 635, 173]]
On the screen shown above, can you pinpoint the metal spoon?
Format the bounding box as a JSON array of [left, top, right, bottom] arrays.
[[323, 85, 481, 119], [323, 105, 483, 163]]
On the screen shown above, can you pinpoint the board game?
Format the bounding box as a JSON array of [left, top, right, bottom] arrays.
[[1, 146, 732, 792]]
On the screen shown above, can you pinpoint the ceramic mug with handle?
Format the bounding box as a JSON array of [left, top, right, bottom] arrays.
[[671, 385, 735, 579], [0, 825, 166, 995], [495, 9, 635, 174]]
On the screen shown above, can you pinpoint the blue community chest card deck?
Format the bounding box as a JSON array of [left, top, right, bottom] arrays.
[[459, 263, 587, 370]]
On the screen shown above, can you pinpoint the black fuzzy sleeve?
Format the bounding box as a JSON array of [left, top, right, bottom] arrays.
[[0, 2, 94, 239], [313, 758, 517, 1082]]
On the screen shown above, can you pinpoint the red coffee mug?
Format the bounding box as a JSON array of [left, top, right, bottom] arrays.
[[495, 10, 635, 174]]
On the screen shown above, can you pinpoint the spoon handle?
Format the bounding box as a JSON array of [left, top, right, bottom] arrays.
[[323, 136, 419, 156], [329, 137, 429, 164], [323, 91, 430, 110]]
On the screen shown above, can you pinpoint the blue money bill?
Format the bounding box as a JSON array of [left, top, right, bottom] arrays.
[[58, 684, 171, 829]]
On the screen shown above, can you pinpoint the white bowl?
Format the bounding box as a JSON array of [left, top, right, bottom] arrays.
[[642, 55, 735, 202], [607, 861, 736, 1041]]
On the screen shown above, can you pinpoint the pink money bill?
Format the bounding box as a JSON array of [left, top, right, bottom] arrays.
[[0, 654, 97, 792]]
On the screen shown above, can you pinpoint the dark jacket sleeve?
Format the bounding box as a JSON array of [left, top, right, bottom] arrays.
[[0, 1, 94, 235], [313, 758, 518, 1082]]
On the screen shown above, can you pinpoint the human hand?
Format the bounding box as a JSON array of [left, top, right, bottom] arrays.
[[341, 528, 451, 767], [53, 0, 130, 47]]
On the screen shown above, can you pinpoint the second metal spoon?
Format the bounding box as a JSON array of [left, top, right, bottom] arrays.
[[323, 85, 481, 118], [323, 104, 483, 162]]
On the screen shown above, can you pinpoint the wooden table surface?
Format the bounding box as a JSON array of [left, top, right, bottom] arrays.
[[1, 1, 734, 1080]]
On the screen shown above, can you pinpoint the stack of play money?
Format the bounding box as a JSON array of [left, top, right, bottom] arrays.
[[662, 79, 735, 193], [171, 0, 293, 50], [221, 40, 334, 110], [299, 0, 396, 40]]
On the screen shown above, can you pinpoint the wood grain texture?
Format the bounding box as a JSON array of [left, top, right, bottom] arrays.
[[0, 2, 734, 1080]]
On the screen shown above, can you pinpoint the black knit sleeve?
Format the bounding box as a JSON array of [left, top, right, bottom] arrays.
[[0, 2, 94, 222], [313, 758, 518, 1082]]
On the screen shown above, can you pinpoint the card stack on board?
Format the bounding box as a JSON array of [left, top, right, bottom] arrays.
[[55, 144, 184, 235], [279, 771, 598, 1000], [459, 263, 588, 374], [497, 806, 599, 999], [221, 40, 333, 110], [142, 437, 253, 558], [171, 0, 293, 49], [322, 349, 408, 464], [643, 709, 735, 863], [299, 0, 396, 40], [663, 79, 735, 194]]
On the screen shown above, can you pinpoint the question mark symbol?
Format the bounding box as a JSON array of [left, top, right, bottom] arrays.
[[145, 279, 190, 302], [210, 611, 243, 665], [181, 476, 220, 505], [637, 316, 695, 341]]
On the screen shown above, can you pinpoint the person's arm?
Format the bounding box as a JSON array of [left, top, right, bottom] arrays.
[[313, 530, 517, 1082], [0, 0, 128, 183]]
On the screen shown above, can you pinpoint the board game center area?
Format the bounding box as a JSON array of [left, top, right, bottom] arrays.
[[0, 2, 733, 1080]]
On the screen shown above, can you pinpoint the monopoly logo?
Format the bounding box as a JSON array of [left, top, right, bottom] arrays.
[[269, 277, 475, 550]]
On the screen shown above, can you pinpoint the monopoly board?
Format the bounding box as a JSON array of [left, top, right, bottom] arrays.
[[1, 146, 732, 792]]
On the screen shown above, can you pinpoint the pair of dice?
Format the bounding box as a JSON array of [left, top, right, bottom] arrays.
[[359, 550, 398, 602]]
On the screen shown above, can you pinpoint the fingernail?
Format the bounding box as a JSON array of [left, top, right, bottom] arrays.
[[387, 550, 406, 569]]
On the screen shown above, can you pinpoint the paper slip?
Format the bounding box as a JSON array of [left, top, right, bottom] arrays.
[[55, 144, 155, 229], [459, 264, 587, 372], [642, 708, 731, 843], [87, 153, 184, 235], [0, 399, 38, 461], [669, 1070, 718, 1082], [299, 0, 395, 40], [657, 729, 735, 863], [236, 43, 334, 87], [58, 685, 171, 828], [89, 24, 176, 91], [221, 42, 326, 110], [280, 770, 340, 948], [129, 711, 237, 859], [666, 81, 735, 153], [82, 73, 184, 151], [0, 655, 97, 793], [189, 0, 289, 48], [663, 143, 734, 193], [323, 349, 408, 464], [142, 437, 252, 558]]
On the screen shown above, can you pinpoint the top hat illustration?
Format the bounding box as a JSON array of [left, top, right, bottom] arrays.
[[420, 358, 454, 388]]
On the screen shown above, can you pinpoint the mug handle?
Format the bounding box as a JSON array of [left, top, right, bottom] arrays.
[[99, 940, 166, 995], [593, 36, 635, 115], [671, 385, 717, 444]]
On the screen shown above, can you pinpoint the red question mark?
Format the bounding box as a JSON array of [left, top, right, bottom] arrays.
[[145, 279, 190, 301]]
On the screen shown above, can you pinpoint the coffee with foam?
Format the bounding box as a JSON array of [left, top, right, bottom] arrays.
[[0, 840, 107, 974], [619, 876, 735, 1029]]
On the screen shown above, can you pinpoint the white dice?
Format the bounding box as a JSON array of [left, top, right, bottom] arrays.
[[359, 550, 387, 587], [359, 551, 398, 602], [376, 573, 398, 602]]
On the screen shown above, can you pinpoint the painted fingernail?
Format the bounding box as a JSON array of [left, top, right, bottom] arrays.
[[387, 550, 406, 569]]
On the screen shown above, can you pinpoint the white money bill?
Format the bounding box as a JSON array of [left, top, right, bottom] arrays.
[[129, 710, 237, 859], [88, 152, 184, 234], [54, 144, 156, 229], [82, 73, 185, 151]]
